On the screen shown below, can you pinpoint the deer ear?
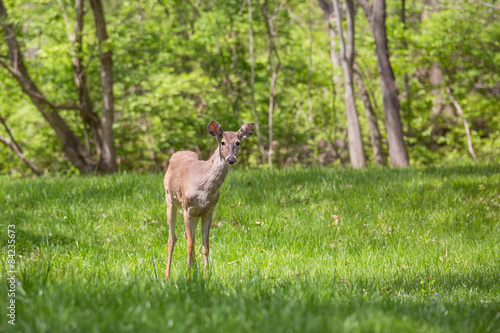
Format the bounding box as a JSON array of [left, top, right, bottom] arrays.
[[208, 120, 223, 140], [238, 122, 255, 140]]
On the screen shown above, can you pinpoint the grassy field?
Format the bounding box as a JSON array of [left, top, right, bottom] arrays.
[[1, 164, 499, 332]]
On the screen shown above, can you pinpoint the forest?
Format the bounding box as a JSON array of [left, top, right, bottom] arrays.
[[0, 0, 499, 175]]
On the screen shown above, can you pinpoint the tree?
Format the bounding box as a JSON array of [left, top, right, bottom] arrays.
[[318, 0, 383, 166], [358, 0, 409, 167], [0, 0, 117, 174], [262, 0, 282, 168], [353, 66, 384, 165], [246, 0, 266, 164], [445, 86, 478, 163], [90, 0, 118, 173], [332, 0, 366, 168]]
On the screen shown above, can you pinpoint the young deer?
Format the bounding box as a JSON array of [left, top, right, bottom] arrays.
[[164, 120, 255, 279]]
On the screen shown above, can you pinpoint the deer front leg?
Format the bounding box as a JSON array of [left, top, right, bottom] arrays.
[[201, 212, 212, 278], [165, 197, 177, 280], [183, 209, 199, 278]]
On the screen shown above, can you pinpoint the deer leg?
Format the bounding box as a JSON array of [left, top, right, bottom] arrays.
[[201, 212, 212, 278], [184, 209, 199, 278], [165, 198, 177, 280]]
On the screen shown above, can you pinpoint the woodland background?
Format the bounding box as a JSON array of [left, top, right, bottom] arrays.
[[0, 0, 499, 175]]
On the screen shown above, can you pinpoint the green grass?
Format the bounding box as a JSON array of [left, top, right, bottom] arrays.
[[1, 164, 499, 332]]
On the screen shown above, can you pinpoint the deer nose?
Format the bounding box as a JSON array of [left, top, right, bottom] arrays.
[[227, 156, 237, 165]]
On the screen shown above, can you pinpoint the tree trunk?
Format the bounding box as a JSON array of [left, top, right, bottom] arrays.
[[353, 67, 384, 165], [262, 0, 281, 169], [307, 0, 314, 125], [0, 0, 98, 174], [319, 0, 383, 166], [246, 0, 266, 164], [318, 0, 344, 162], [90, 0, 118, 173], [445, 86, 478, 163], [59, 0, 104, 155], [333, 0, 366, 168], [401, 0, 411, 133], [359, 0, 409, 167]]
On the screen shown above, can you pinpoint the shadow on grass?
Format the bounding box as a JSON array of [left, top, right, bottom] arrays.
[[6, 270, 499, 333], [0, 228, 76, 253], [1, 174, 163, 209]]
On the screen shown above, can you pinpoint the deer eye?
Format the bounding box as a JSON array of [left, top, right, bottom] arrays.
[[236, 141, 240, 146], [221, 141, 226, 146]]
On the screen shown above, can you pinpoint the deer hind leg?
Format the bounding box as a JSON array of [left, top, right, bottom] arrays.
[[165, 196, 177, 280], [201, 212, 212, 278], [184, 209, 199, 278]]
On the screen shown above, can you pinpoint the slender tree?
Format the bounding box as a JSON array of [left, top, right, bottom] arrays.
[[358, 0, 409, 167], [332, 0, 366, 168], [246, 0, 266, 164], [353, 66, 384, 165], [318, 0, 383, 166], [445, 86, 478, 163], [307, 0, 314, 125], [90, 0, 118, 173], [58, 0, 103, 155], [262, 0, 281, 168]]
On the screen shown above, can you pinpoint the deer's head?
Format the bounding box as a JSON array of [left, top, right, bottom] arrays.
[[208, 120, 254, 165]]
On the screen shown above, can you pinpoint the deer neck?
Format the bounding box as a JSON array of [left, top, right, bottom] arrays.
[[201, 146, 230, 192]]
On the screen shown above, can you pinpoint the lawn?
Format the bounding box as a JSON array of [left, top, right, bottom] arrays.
[[1, 164, 499, 332]]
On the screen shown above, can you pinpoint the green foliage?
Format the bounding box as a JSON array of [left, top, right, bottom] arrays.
[[0, 0, 499, 174], [1, 165, 499, 331]]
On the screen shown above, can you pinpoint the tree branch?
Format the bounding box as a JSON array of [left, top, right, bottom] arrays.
[[0, 124, 42, 176], [357, 0, 372, 19], [445, 86, 478, 163], [0, 59, 82, 111]]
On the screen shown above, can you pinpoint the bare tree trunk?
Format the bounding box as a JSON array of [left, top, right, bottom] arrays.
[[246, 0, 266, 164], [0, 0, 98, 174], [58, 0, 103, 156], [401, 0, 411, 133], [359, 0, 409, 167], [90, 0, 118, 173], [318, 0, 344, 161], [319, 0, 383, 166], [326, 22, 340, 119], [307, 0, 314, 125], [333, 0, 366, 168], [445, 86, 478, 163], [353, 67, 384, 165], [0, 115, 42, 175], [262, 0, 281, 169]]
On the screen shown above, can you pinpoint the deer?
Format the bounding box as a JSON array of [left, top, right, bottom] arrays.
[[163, 120, 255, 280]]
